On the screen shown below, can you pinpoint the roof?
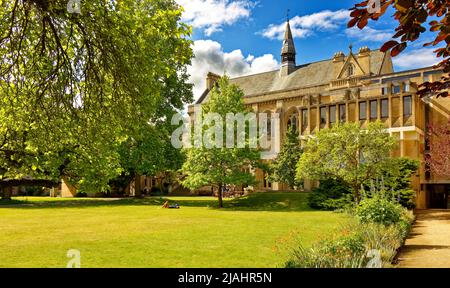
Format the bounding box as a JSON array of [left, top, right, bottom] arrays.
[[226, 50, 386, 97], [281, 21, 296, 56]]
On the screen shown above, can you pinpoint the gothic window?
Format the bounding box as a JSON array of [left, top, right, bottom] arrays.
[[346, 64, 355, 77], [287, 112, 299, 132], [301, 109, 308, 130]]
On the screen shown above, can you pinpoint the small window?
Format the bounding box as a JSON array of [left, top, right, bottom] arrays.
[[403, 96, 412, 116], [347, 64, 354, 77], [370, 100, 378, 120], [339, 104, 346, 123], [381, 99, 389, 118], [359, 102, 367, 120], [404, 83, 410, 92], [320, 107, 327, 125], [393, 85, 401, 94], [382, 87, 389, 95], [302, 109, 308, 128], [329, 106, 336, 124]]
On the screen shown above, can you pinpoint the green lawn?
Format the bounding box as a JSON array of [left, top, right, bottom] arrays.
[[0, 193, 350, 268]]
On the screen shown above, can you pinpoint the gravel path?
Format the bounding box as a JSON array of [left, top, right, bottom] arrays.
[[397, 209, 450, 268]]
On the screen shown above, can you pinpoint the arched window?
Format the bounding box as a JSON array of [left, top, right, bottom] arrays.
[[266, 116, 272, 140], [287, 111, 299, 132], [347, 64, 355, 77]]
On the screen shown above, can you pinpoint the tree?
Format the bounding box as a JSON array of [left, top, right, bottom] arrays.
[[181, 77, 261, 208], [117, 124, 187, 197], [0, 0, 192, 197], [425, 119, 450, 177], [269, 126, 303, 189], [348, 0, 449, 97], [296, 122, 397, 203]]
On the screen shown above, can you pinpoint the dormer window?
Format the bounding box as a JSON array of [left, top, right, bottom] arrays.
[[346, 64, 355, 77]]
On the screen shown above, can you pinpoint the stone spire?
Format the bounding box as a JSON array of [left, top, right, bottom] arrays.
[[280, 19, 296, 76]]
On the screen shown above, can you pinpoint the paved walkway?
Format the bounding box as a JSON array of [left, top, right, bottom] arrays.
[[397, 209, 450, 268]]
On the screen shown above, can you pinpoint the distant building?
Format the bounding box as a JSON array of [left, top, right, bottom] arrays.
[[192, 20, 450, 209]]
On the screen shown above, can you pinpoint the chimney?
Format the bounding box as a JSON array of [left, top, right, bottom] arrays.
[[357, 46, 371, 75], [206, 72, 221, 90], [332, 51, 345, 78]]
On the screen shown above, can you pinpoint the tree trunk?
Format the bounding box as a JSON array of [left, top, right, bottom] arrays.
[[1, 187, 12, 200], [134, 173, 142, 198], [353, 185, 361, 205], [217, 184, 223, 208]]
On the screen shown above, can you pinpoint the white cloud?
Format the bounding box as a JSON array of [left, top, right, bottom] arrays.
[[346, 26, 392, 42], [260, 10, 350, 40], [393, 48, 439, 70], [188, 40, 280, 100], [177, 0, 254, 36]]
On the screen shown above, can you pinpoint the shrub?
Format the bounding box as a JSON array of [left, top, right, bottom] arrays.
[[75, 192, 88, 198], [307, 179, 353, 211], [356, 197, 403, 226], [395, 189, 416, 210], [150, 186, 163, 196], [22, 187, 44, 196], [285, 233, 366, 268], [285, 217, 414, 268]]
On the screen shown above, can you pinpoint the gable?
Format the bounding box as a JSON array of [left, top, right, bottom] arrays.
[[337, 53, 366, 78]]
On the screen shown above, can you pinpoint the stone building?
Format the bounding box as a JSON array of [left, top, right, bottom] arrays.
[[192, 20, 450, 209]]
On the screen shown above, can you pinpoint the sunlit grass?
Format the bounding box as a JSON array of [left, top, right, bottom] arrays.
[[0, 193, 349, 268]]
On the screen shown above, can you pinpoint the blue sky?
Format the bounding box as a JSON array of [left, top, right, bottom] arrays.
[[177, 0, 439, 98]]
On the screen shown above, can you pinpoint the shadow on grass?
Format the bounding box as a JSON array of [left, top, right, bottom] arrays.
[[0, 192, 319, 212]]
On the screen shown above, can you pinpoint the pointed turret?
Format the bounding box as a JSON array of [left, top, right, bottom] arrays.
[[280, 20, 296, 76]]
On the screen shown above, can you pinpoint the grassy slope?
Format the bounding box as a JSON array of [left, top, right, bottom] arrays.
[[0, 193, 349, 268]]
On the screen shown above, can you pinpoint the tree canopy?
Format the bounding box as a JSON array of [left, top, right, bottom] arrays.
[[181, 77, 261, 208], [349, 0, 449, 97], [296, 122, 397, 203], [425, 119, 450, 177], [0, 0, 193, 194]]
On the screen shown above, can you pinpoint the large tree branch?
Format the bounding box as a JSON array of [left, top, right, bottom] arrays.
[[0, 178, 59, 188]]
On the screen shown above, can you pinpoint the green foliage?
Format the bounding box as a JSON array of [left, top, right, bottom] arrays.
[[378, 157, 419, 209], [285, 213, 415, 268], [307, 179, 353, 211], [269, 127, 303, 189], [0, 0, 193, 192], [150, 186, 165, 196], [285, 232, 366, 268], [23, 187, 44, 197], [356, 197, 403, 226], [182, 77, 261, 207], [75, 192, 88, 198], [297, 122, 397, 202], [396, 189, 417, 210]]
